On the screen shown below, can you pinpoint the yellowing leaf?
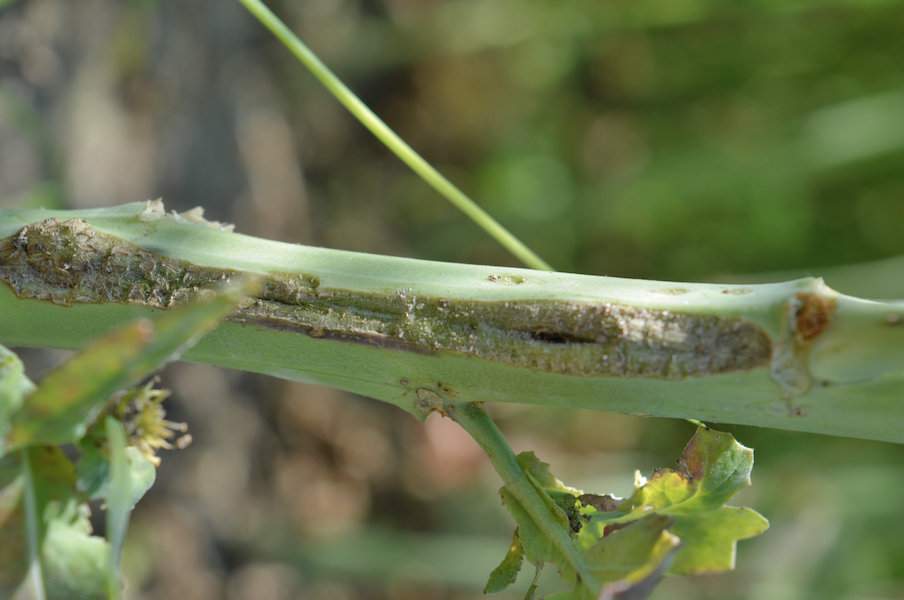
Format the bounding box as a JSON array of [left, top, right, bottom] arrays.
[[587, 427, 769, 575], [585, 515, 679, 583]]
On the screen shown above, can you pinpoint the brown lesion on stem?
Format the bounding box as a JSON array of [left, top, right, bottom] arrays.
[[770, 290, 838, 406], [0, 218, 774, 379], [793, 292, 836, 343]]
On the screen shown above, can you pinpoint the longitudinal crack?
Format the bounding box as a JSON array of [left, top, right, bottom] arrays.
[[0, 218, 773, 378]]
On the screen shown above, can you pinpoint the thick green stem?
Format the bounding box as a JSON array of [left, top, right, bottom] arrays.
[[1, 202, 903, 442], [449, 402, 599, 593], [236, 0, 552, 272]]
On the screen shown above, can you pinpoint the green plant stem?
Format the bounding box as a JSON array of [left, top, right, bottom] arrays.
[[235, 0, 552, 272], [21, 450, 47, 600], [2, 203, 904, 443], [449, 402, 599, 593]]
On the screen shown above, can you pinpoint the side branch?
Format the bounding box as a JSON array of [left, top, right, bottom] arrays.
[[448, 402, 599, 593]]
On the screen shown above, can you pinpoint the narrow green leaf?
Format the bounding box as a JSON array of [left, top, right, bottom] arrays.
[[104, 416, 149, 600], [6, 280, 251, 448], [8, 322, 153, 449], [484, 529, 524, 593], [236, 0, 553, 271]]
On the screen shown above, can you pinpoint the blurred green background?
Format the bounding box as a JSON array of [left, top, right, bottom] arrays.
[[2, 0, 904, 598]]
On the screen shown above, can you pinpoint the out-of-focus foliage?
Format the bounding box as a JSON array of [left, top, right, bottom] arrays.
[[2, 1, 904, 599], [0, 284, 242, 598]]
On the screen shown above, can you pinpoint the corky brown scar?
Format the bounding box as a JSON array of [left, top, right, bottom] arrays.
[[0, 218, 773, 378]]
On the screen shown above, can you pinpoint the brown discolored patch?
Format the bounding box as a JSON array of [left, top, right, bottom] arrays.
[[437, 381, 456, 397], [722, 287, 753, 296], [790, 406, 807, 417], [578, 493, 620, 513], [415, 388, 447, 417], [677, 436, 704, 480], [0, 219, 774, 379], [793, 292, 836, 342], [886, 313, 902, 327]]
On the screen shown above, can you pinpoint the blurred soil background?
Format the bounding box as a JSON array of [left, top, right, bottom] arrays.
[[3, 0, 904, 598]]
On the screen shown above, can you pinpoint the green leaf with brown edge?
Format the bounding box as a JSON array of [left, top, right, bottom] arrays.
[[584, 427, 769, 575], [0, 345, 33, 454], [547, 515, 680, 600], [484, 529, 524, 594], [1, 447, 108, 599], [5, 280, 253, 449], [589, 515, 679, 599]]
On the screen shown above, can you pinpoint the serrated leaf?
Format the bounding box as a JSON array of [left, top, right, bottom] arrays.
[[500, 488, 565, 568], [0, 345, 34, 455], [517, 451, 584, 534], [517, 451, 567, 492], [0, 447, 109, 599], [499, 488, 579, 591], [484, 529, 524, 593], [5, 280, 251, 449], [667, 505, 768, 574], [587, 428, 768, 575], [42, 511, 107, 600]]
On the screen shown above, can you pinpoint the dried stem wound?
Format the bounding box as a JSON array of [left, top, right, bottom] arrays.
[[0, 218, 772, 378]]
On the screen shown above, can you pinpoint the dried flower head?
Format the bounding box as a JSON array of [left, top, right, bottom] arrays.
[[112, 378, 191, 466]]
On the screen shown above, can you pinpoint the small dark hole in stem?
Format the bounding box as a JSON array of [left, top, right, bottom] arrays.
[[528, 330, 595, 345]]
